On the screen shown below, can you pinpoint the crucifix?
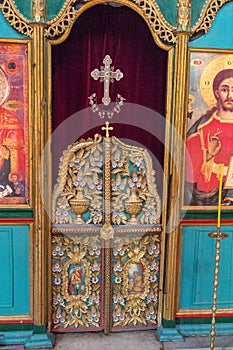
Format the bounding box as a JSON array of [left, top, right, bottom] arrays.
[[91, 55, 123, 106], [102, 121, 113, 138]]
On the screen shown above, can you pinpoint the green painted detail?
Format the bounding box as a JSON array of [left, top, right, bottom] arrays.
[[46, 0, 69, 21], [155, 326, 183, 341], [0, 324, 33, 332], [181, 210, 233, 221], [190, 2, 233, 49], [176, 317, 233, 325], [161, 319, 176, 328], [180, 226, 233, 310], [191, 0, 208, 28], [0, 209, 33, 218], [0, 226, 30, 316], [10, 1, 31, 21], [156, 0, 177, 27], [13, 0, 71, 21], [0, 11, 26, 38], [33, 324, 47, 334]]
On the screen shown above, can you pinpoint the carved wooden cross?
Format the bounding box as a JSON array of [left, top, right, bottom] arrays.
[[91, 55, 123, 106], [102, 121, 113, 138]]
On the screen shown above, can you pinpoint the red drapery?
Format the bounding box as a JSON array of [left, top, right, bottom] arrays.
[[52, 4, 168, 191]]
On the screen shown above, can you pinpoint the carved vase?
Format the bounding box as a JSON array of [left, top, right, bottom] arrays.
[[125, 188, 142, 224], [68, 191, 89, 224]]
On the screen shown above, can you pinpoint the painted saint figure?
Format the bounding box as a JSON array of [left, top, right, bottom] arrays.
[[129, 270, 144, 294], [9, 173, 25, 197], [185, 69, 233, 206], [68, 267, 83, 295]]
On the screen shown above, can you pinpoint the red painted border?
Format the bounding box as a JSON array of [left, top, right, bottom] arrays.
[[181, 220, 233, 224], [0, 319, 33, 324], [0, 218, 33, 223], [176, 312, 233, 318]]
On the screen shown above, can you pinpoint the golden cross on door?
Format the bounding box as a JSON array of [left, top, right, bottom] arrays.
[[102, 121, 113, 138], [91, 55, 123, 106]]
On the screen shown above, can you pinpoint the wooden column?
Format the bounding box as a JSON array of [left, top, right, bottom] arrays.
[[163, 31, 190, 321], [32, 23, 48, 327]]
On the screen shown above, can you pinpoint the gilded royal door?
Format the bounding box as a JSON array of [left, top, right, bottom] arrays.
[[51, 126, 161, 333]]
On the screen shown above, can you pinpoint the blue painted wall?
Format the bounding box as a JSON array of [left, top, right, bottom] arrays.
[[190, 2, 233, 49], [0, 226, 30, 316], [180, 225, 233, 310], [0, 11, 26, 38]]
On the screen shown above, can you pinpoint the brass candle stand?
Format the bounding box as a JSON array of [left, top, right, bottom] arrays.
[[208, 228, 228, 350]]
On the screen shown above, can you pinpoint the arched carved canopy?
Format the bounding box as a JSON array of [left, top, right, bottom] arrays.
[[0, 0, 232, 44], [0, 0, 176, 47], [45, 0, 176, 47]]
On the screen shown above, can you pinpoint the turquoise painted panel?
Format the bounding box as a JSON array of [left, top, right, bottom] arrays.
[[0, 228, 13, 307], [0, 226, 30, 315], [189, 2, 233, 49], [180, 226, 233, 309], [0, 11, 26, 38]]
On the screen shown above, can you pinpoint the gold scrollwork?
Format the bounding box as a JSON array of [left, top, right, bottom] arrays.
[[45, 0, 176, 45], [111, 137, 161, 225], [0, 0, 33, 37], [52, 134, 103, 225], [131, 0, 177, 44], [191, 0, 230, 35], [52, 234, 102, 329], [112, 234, 160, 328]]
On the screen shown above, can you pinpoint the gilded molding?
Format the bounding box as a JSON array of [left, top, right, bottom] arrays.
[[32, 0, 46, 22], [177, 0, 191, 32], [0, 0, 33, 37], [163, 33, 189, 321], [191, 0, 230, 35], [45, 0, 176, 45]]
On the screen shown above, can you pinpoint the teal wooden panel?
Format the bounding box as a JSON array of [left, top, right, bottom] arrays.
[[180, 225, 233, 310], [0, 226, 30, 315], [189, 2, 233, 49], [0, 228, 13, 307]]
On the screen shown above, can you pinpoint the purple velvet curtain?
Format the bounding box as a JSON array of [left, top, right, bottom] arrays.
[[52, 5, 168, 191]]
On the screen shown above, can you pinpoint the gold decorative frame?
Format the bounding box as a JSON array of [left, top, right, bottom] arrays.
[[183, 48, 233, 210], [0, 222, 33, 322], [175, 222, 233, 318], [122, 259, 150, 300], [5, 0, 231, 330], [0, 39, 31, 207], [61, 247, 91, 301]]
